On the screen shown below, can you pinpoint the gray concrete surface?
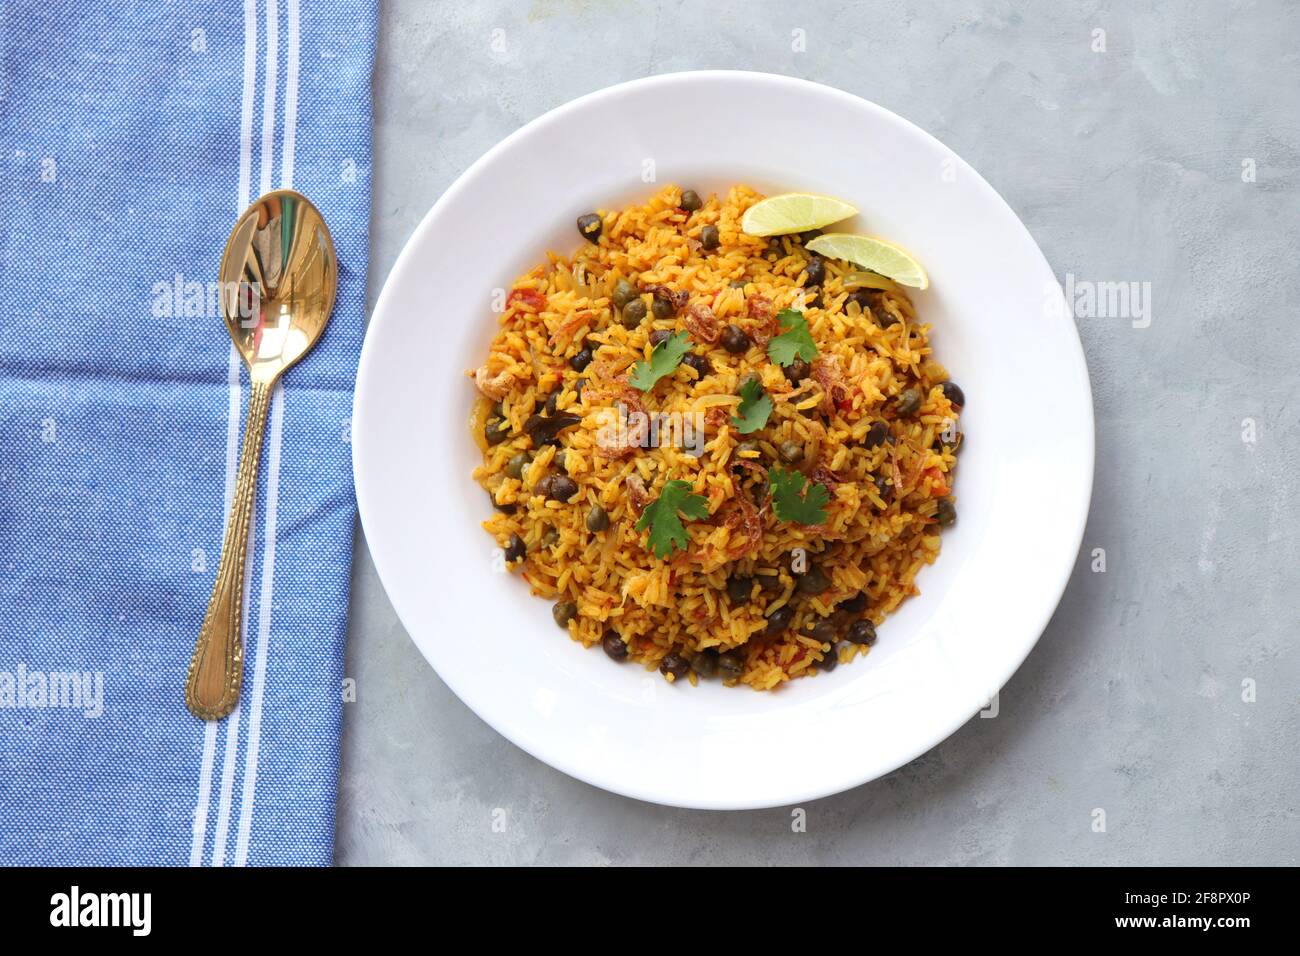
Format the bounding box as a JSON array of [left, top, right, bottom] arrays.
[[335, 0, 1300, 865]]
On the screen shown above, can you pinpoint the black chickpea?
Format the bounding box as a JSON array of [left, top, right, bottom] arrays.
[[721, 324, 750, 353], [601, 630, 628, 661], [796, 565, 830, 595], [576, 213, 601, 243], [570, 348, 593, 372], [863, 420, 889, 448], [682, 352, 711, 376], [726, 574, 753, 604], [546, 475, 578, 502], [659, 653, 690, 679], [844, 289, 872, 314], [783, 356, 811, 383], [763, 604, 794, 637], [847, 619, 877, 645], [839, 591, 868, 614]]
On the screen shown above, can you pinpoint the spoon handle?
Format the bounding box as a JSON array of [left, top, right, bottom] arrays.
[[185, 379, 274, 720]]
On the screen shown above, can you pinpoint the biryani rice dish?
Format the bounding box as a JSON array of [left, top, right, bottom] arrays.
[[469, 185, 963, 690]]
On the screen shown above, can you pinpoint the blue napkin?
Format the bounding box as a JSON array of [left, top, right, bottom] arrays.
[[0, 1, 377, 865]]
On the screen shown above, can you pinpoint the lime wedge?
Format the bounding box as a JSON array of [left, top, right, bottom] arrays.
[[805, 233, 929, 290], [740, 193, 858, 237]]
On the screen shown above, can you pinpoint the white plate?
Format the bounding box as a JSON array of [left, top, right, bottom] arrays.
[[354, 71, 1093, 809]]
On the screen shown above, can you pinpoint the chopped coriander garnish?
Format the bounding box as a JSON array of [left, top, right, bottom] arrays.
[[629, 331, 692, 391], [635, 479, 709, 559], [731, 376, 773, 434], [768, 465, 830, 525], [766, 309, 819, 367]]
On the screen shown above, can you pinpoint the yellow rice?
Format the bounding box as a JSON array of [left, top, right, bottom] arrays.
[[470, 185, 960, 690]]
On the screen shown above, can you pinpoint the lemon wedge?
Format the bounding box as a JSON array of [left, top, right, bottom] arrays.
[[805, 233, 929, 290], [740, 193, 858, 237]]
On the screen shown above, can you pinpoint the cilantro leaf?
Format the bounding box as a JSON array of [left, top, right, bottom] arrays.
[[629, 331, 692, 391], [768, 466, 830, 525], [767, 309, 819, 367], [635, 479, 709, 559], [731, 376, 773, 434]]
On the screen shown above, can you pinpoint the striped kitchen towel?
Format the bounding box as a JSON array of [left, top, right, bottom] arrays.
[[0, 0, 377, 864]]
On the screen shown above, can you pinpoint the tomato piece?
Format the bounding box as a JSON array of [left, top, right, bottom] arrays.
[[922, 466, 949, 496], [506, 288, 546, 311]]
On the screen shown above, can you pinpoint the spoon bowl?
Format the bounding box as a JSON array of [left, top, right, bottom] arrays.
[[221, 191, 337, 382]]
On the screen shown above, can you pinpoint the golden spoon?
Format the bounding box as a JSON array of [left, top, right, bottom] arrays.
[[185, 190, 338, 720]]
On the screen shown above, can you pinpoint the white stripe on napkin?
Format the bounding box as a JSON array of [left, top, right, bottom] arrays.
[[234, 382, 285, 866], [209, 0, 285, 866], [190, 340, 245, 866], [232, 0, 298, 866], [258, 0, 279, 196], [236, 0, 259, 231], [211, 507, 257, 867], [190, 0, 260, 868], [280, 0, 301, 190], [191, 0, 305, 866], [189, 721, 218, 866]]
